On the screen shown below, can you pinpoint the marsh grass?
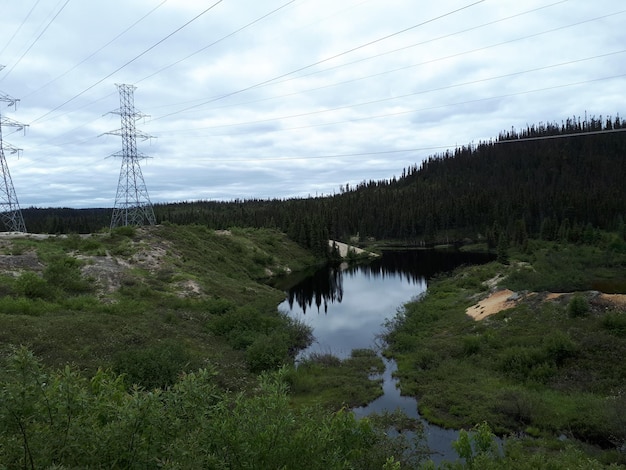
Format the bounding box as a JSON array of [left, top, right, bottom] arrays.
[[286, 348, 385, 409], [384, 240, 626, 464]]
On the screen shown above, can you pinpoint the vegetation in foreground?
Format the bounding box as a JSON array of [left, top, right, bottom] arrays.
[[286, 349, 386, 410], [0, 347, 426, 469], [384, 236, 626, 467], [0, 224, 426, 468]]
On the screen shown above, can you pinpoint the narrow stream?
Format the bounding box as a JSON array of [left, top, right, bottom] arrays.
[[276, 249, 495, 463]]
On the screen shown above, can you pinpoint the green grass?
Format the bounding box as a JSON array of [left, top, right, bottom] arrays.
[[0, 224, 318, 391], [286, 349, 385, 410], [383, 240, 626, 465]]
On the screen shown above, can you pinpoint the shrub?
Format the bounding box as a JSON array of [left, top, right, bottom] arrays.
[[567, 294, 589, 318], [544, 330, 577, 366], [113, 340, 193, 389], [462, 335, 482, 356], [14, 272, 51, 299], [0, 347, 430, 469], [43, 255, 91, 294], [245, 332, 291, 373], [498, 346, 549, 380], [0, 296, 54, 316], [304, 352, 342, 367], [111, 225, 136, 238], [601, 311, 626, 337]]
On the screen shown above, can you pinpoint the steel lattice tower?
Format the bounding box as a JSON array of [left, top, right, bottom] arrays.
[[107, 84, 156, 229], [0, 78, 27, 233]]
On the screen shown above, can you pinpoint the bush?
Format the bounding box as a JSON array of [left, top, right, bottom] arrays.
[[14, 272, 51, 299], [0, 347, 434, 469], [498, 347, 549, 380], [246, 332, 291, 373], [567, 294, 589, 318], [0, 296, 54, 316], [462, 335, 482, 356], [43, 255, 91, 295], [111, 225, 136, 238], [601, 311, 626, 337], [544, 330, 577, 366], [113, 340, 193, 389]]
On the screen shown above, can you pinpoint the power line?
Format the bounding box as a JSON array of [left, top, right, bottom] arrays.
[[22, 0, 170, 100], [136, 0, 297, 86], [154, 50, 626, 135], [0, 0, 71, 81], [148, 3, 623, 119], [182, 127, 626, 163], [29, 0, 223, 125], [222, 1, 573, 99], [0, 0, 43, 58], [151, 72, 625, 142], [146, 0, 569, 114], [150, 0, 486, 121]]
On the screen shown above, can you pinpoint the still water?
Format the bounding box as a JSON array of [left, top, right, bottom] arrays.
[[277, 249, 494, 463]]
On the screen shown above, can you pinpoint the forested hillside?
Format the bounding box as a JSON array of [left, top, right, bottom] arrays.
[[18, 115, 626, 247]]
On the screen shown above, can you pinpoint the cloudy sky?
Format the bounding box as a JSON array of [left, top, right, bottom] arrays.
[[0, 0, 624, 208]]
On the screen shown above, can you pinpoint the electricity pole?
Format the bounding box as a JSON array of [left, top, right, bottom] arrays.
[[107, 84, 156, 229], [0, 68, 27, 233]]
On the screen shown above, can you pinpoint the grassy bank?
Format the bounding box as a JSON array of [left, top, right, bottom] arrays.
[[0, 224, 319, 388], [384, 238, 626, 466], [0, 224, 430, 468]]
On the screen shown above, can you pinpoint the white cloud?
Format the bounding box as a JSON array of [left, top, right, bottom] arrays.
[[0, 0, 624, 208]]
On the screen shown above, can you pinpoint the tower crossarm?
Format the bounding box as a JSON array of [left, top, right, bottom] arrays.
[[0, 88, 27, 233], [0, 116, 27, 133]]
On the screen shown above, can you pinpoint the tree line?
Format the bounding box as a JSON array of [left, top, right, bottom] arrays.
[[16, 114, 626, 250]]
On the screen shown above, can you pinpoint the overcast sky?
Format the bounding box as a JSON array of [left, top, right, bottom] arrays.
[[0, 0, 624, 208]]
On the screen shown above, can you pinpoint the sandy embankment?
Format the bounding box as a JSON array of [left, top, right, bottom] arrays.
[[466, 289, 626, 321], [466, 289, 519, 320]]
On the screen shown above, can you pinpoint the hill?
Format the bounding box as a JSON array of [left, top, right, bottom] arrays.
[[16, 114, 626, 250], [0, 224, 434, 468], [0, 224, 317, 385]]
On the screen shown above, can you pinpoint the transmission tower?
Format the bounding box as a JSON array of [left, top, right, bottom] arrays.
[[0, 70, 27, 233], [107, 84, 156, 229]]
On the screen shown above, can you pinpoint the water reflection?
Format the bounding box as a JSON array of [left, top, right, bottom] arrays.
[[278, 248, 496, 463], [284, 265, 344, 314], [282, 249, 492, 316], [279, 249, 493, 358]]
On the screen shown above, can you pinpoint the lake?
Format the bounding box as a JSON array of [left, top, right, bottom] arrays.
[[277, 248, 495, 463]]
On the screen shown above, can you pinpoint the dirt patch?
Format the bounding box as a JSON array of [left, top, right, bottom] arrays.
[[131, 245, 168, 272], [175, 279, 203, 298], [595, 293, 626, 310], [466, 289, 520, 320], [467, 290, 626, 320], [79, 254, 131, 294], [0, 252, 44, 275]]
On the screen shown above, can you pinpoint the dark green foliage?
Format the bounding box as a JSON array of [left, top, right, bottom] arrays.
[[43, 255, 91, 295], [14, 272, 50, 299], [17, 115, 626, 250], [504, 241, 620, 292], [286, 349, 385, 409], [245, 332, 291, 372], [496, 233, 509, 264], [567, 293, 589, 318], [0, 348, 425, 469], [601, 311, 626, 337], [112, 340, 194, 389], [383, 251, 626, 465]]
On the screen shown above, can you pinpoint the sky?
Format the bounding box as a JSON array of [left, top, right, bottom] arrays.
[[0, 0, 624, 209]]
